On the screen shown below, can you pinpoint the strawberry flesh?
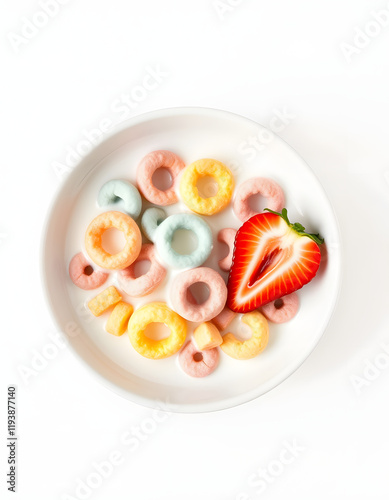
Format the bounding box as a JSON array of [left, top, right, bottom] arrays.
[[227, 210, 323, 313]]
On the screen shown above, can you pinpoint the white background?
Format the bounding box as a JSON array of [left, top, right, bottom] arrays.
[[1, 0, 389, 499]]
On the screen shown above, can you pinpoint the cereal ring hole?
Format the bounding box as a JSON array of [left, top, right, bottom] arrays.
[[274, 299, 284, 309], [248, 193, 268, 214], [152, 167, 173, 191], [133, 259, 152, 278], [188, 282, 210, 305], [171, 229, 198, 255], [144, 322, 171, 341], [84, 265, 94, 276], [196, 175, 219, 199], [193, 352, 204, 362], [101, 228, 126, 255]]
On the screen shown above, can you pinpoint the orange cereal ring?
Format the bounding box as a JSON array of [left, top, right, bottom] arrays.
[[85, 211, 141, 270], [128, 302, 187, 359], [179, 159, 234, 215], [221, 311, 269, 360]]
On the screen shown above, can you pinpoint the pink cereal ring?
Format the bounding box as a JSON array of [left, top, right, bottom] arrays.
[[179, 340, 219, 378], [217, 228, 237, 272], [69, 252, 108, 290], [136, 150, 185, 206], [171, 267, 227, 323], [211, 307, 236, 331], [186, 288, 235, 331], [260, 292, 299, 323], [118, 244, 166, 297], [233, 177, 285, 222]]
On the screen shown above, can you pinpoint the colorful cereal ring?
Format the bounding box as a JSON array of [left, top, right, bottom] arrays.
[[211, 307, 236, 331], [170, 267, 227, 322], [180, 158, 234, 215], [85, 211, 141, 270], [233, 177, 285, 222], [179, 340, 219, 378], [221, 311, 269, 360], [141, 207, 167, 242], [69, 252, 108, 290], [98, 179, 142, 219], [128, 302, 187, 359], [154, 213, 213, 269], [260, 293, 299, 323], [118, 244, 167, 297], [217, 228, 237, 272], [136, 150, 185, 206]]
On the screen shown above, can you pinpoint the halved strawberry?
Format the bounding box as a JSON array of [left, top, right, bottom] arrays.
[[227, 208, 324, 313]]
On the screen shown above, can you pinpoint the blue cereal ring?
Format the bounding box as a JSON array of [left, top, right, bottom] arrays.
[[98, 180, 142, 219], [154, 213, 213, 269], [141, 208, 167, 242]]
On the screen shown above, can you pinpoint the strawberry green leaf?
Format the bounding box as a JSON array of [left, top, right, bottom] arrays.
[[264, 208, 324, 245]]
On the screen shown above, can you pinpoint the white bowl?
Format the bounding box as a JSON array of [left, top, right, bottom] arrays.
[[41, 107, 342, 413]]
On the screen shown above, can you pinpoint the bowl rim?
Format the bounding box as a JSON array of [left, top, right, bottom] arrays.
[[40, 106, 343, 413]]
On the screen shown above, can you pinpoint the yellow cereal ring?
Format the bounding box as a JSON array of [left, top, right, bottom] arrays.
[[105, 301, 134, 336], [85, 211, 141, 270], [179, 159, 234, 215], [220, 311, 269, 360], [193, 322, 223, 350], [88, 286, 122, 317], [128, 302, 187, 359]]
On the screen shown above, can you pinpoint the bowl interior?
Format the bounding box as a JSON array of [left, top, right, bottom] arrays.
[[42, 108, 341, 412]]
